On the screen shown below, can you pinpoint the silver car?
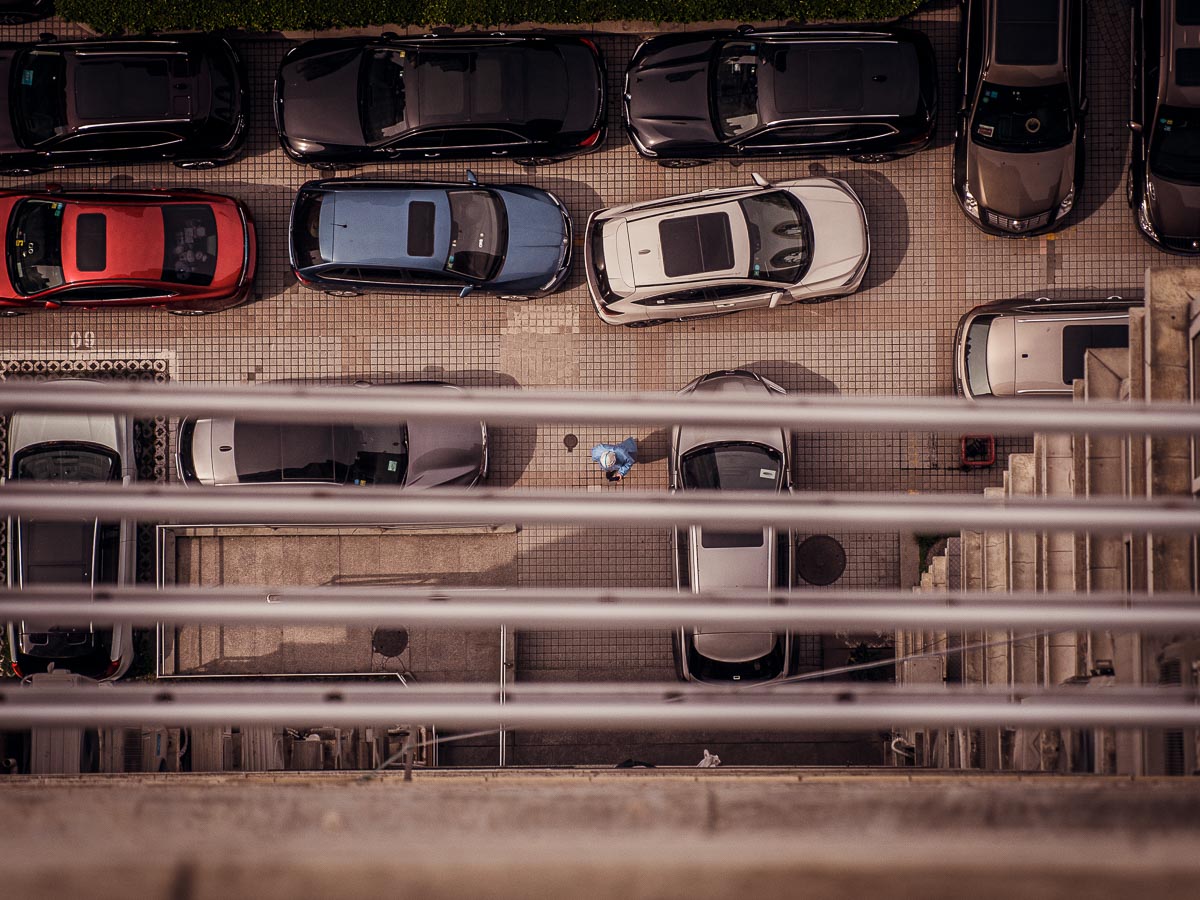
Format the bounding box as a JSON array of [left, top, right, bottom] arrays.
[[4, 380, 136, 682], [176, 382, 488, 488], [670, 370, 796, 684], [954, 297, 1140, 399], [585, 175, 869, 326]]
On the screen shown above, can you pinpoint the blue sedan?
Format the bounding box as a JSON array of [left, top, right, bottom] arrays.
[[288, 173, 572, 299]]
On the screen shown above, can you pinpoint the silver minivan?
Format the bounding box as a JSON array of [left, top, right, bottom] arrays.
[[954, 297, 1140, 399]]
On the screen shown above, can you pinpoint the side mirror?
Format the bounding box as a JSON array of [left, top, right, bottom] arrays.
[[768, 291, 786, 309], [382, 31, 399, 40], [1128, 120, 1142, 133], [736, 24, 754, 34], [458, 285, 474, 299], [1079, 96, 1089, 115], [466, 169, 478, 185], [751, 172, 770, 188], [44, 182, 62, 194], [39, 32, 56, 43]]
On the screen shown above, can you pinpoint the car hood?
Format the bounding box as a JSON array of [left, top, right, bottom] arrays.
[[0, 49, 23, 153], [405, 418, 484, 489], [492, 187, 569, 287], [8, 411, 121, 458], [1147, 174, 1200, 243], [674, 374, 786, 455], [786, 179, 868, 288], [278, 47, 367, 148], [968, 143, 1074, 218], [626, 44, 719, 151]]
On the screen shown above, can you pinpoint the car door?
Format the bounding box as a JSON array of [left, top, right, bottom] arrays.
[[632, 286, 716, 319], [705, 282, 774, 314], [436, 128, 531, 160], [43, 285, 177, 308], [380, 129, 446, 162], [47, 130, 184, 167], [955, 0, 986, 174]]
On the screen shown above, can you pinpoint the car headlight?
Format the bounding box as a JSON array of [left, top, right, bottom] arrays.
[[1137, 197, 1158, 241], [293, 139, 327, 154], [1057, 187, 1075, 217], [962, 182, 981, 219]]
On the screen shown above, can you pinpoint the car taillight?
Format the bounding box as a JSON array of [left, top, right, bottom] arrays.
[[10, 660, 21, 677], [103, 658, 121, 679], [578, 129, 602, 148], [580, 37, 598, 53]]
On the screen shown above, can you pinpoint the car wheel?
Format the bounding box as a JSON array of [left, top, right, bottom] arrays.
[[849, 153, 897, 163], [175, 159, 219, 170], [324, 290, 361, 298], [166, 307, 213, 317], [657, 158, 708, 169], [625, 318, 667, 328], [513, 157, 558, 167], [0, 308, 26, 317], [499, 294, 531, 302]]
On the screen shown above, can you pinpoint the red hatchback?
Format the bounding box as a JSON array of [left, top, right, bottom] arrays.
[[0, 188, 256, 314]]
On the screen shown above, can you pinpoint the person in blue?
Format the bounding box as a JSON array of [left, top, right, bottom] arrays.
[[591, 437, 638, 482]]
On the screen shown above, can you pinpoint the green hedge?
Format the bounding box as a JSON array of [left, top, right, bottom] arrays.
[[58, 1, 923, 34]]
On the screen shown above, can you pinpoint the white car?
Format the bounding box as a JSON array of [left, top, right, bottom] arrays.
[[584, 174, 869, 326], [4, 381, 136, 681]]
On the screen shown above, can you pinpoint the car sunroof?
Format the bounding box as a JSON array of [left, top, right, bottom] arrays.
[[1176, 49, 1200, 87], [1178, 0, 1200, 26], [994, 0, 1059, 67], [407, 201, 436, 257], [75, 213, 107, 272], [659, 213, 734, 278]]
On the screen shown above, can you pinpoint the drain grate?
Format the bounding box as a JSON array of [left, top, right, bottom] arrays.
[[0, 358, 171, 588]]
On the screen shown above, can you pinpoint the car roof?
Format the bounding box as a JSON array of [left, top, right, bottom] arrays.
[[617, 198, 751, 288], [316, 186, 452, 269], [1164, 0, 1200, 105], [985, 0, 1067, 84]]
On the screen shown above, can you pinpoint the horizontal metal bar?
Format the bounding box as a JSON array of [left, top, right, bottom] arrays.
[[2, 483, 1197, 534], [5, 585, 1200, 632], [1, 683, 1197, 730], [1, 380, 1197, 437]]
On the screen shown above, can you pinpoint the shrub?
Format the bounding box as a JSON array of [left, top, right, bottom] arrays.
[[57, 0, 924, 35]]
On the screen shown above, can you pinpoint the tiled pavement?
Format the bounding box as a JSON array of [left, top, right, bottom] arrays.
[[0, 1, 1186, 683]]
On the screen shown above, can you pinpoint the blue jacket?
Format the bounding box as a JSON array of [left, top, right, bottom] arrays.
[[591, 438, 638, 477]]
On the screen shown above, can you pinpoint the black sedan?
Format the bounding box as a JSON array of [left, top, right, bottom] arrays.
[[1129, 0, 1200, 254], [274, 34, 606, 168], [289, 174, 572, 300], [623, 26, 937, 167], [0, 35, 246, 176]]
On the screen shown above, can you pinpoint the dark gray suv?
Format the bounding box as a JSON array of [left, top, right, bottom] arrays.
[[954, 0, 1086, 236]]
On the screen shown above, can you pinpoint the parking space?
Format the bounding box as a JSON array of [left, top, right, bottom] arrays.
[[0, 2, 1185, 703]]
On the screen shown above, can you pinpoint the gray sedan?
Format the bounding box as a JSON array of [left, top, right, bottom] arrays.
[[670, 370, 796, 684], [176, 382, 487, 489]]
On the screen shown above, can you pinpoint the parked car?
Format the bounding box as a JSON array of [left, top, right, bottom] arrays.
[[953, 0, 1086, 236], [176, 382, 488, 489], [0, 187, 256, 315], [670, 370, 797, 684], [0, 35, 246, 176], [624, 26, 937, 166], [584, 174, 869, 326], [4, 381, 135, 681], [275, 34, 605, 168], [289, 174, 571, 299], [0, 0, 52, 24], [1129, 0, 1200, 253], [953, 297, 1140, 399]]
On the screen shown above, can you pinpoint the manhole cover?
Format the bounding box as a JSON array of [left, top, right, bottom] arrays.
[[372, 628, 409, 659], [796, 534, 846, 586]]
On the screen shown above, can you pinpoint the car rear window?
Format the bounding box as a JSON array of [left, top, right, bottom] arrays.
[[1061, 324, 1129, 384], [994, 0, 1060, 67], [700, 529, 765, 549], [162, 204, 218, 286], [660, 213, 734, 278]]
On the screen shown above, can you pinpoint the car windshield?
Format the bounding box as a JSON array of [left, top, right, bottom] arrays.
[[7, 199, 66, 296], [12, 443, 117, 482], [1149, 106, 1200, 184], [964, 316, 995, 397], [714, 41, 760, 137], [681, 441, 783, 491], [161, 205, 218, 286], [739, 191, 812, 283], [971, 81, 1073, 152], [445, 189, 506, 282], [12, 49, 68, 146], [360, 48, 406, 143]]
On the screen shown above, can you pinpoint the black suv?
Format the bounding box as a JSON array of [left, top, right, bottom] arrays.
[[274, 34, 606, 168], [0, 35, 246, 176], [1129, 0, 1200, 253], [954, 0, 1086, 236], [623, 26, 937, 167]]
